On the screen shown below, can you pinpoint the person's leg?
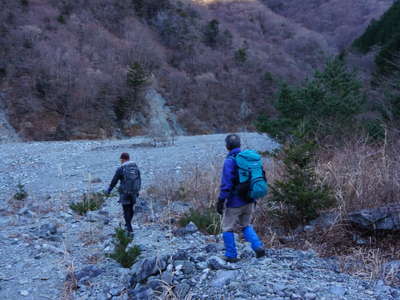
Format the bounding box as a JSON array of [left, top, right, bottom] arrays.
[[121, 194, 135, 232], [240, 203, 265, 258], [222, 206, 240, 261], [122, 204, 133, 232]]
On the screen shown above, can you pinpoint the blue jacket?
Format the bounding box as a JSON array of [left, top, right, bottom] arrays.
[[219, 148, 249, 208]]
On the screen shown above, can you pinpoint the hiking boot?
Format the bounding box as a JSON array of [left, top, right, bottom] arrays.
[[224, 256, 240, 263], [125, 223, 133, 232], [255, 248, 266, 258], [125, 225, 134, 238]]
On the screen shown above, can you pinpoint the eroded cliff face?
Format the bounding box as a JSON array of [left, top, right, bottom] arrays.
[[0, 0, 391, 141], [0, 93, 20, 143]]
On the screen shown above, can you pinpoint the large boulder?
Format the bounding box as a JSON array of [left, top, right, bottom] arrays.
[[348, 204, 400, 231], [309, 211, 340, 229], [130, 255, 170, 287]]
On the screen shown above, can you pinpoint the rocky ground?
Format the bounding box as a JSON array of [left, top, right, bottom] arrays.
[[0, 133, 399, 300]]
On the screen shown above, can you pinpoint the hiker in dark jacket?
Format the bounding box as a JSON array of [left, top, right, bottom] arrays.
[[217, 134, 265, 262], [106, 152, 141, 234]]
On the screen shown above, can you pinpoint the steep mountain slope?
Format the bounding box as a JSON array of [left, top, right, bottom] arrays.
[[353, 0, 400, 75], [263, 0, 393, 50], [0, 0, 390, 141]]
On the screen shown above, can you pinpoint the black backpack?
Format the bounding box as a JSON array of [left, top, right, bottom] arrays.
[[121, 163, 141, 195]]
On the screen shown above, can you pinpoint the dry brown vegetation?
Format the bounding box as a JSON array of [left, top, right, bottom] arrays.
[[316, 136, 400, 214], [264, 0, 393, 50], [0, 0, 384, 140], [252, 135, 400, 285]]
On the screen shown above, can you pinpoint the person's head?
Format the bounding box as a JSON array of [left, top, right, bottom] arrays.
[[225, 134, 241, 151], [120, 152, 130, 164]]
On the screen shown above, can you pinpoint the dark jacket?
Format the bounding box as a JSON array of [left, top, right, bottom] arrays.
[[107, 161, 141, 195], [219, 148, 249, 208]]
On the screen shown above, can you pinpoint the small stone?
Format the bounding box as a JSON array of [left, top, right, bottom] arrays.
[[147, 279, 164, 292], [204, 243, 219, 253], [86, 211, 106, 223], [42, 244, 64, 255], [329, 285, 346, 297], [290, 293, 302, 300], [200, 269, 210, 282], [90, 177, 102, 183], [175, 282, 190, 298], [196, 262, 208, 270], [304, 225, 315, 232], [248, 282, 266, 295], [130, 256, 169, 286], [273, 283, 287, 293], [39, 223, 57, 236], [20, 290, 29, 296], [17, 208, 35, 217], [19, 279, 29, 284], [207, 256, 230, 270], [181, 261, 196, 274], [211, 270, 237, 288], [174, 222, 198, 236], [161, 271, 174, 285], [304, 292, 317, 300], [173, 249, 188, 261], [128, 286, 154, 300], [74, 265, 103, 282], [240, 247, 254, 259]]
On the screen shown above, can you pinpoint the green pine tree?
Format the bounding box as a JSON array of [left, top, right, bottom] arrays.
[[257, 59, 365, 142], [270, 140, 335, 228], [127, 62, 148, 90]]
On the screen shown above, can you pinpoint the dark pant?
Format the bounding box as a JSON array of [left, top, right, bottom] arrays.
[[119, 193, 136, 232], [122, 203, 134, 232]]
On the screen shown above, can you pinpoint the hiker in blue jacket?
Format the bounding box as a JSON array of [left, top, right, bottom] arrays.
[[217, 134, 266, 262]]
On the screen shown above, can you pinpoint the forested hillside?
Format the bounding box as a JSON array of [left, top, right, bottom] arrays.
[[0, 0, 388, 141], [353, 0, 400, 75]]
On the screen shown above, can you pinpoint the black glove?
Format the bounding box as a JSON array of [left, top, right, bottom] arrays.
[[217, 198, 225, 215]]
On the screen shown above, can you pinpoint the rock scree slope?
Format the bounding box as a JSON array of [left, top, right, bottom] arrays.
[[0, 133, 399, 300]]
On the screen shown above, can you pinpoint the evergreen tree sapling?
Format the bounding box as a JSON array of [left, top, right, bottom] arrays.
[[270, 140, 334, 228]]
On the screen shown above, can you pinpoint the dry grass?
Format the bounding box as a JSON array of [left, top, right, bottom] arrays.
[[146, 160, 222, 234], [252, 135, 400, 285], [61, 245, 78, 300], [84, 253, 103, 265], [255, 135, 400, 229], [156, 281, 193, 300], [147, 161, 221, 210], [316, 135, 400, 215], [79, 226, 104, 246]]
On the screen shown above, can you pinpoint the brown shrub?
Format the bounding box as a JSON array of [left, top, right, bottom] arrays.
[[252, 135, 400, 286], [316, 136, 400, 215]]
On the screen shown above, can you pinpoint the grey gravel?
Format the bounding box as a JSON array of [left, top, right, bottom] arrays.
[[1, 133, 399, 300]]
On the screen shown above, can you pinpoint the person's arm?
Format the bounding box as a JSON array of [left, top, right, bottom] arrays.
[[219, 158, 236, 200], [217, 158, 236, 214], [138, 169, 141, 191], [107, 167, 123, 194]]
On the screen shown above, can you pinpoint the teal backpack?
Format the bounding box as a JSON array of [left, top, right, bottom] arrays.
[[235, 150, 268, 200]]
